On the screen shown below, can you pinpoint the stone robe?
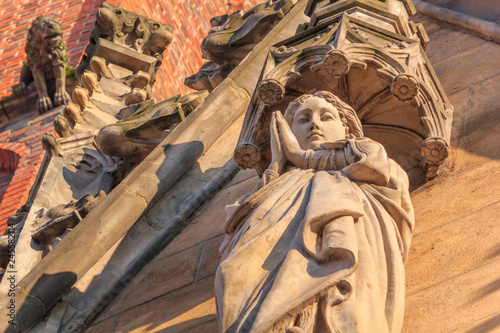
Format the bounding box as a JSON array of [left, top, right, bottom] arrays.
[[215, 138, 414, 333]]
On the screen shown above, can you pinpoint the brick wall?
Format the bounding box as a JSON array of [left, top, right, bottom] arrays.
[[0, 0, 259, 100], [0, 109, 60, 234], [0, 0, 123, 98]]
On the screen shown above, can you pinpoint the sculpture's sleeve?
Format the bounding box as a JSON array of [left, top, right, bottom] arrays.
[[303, 138, 391, 186], [304, 148, 348, 170], [341, 138, 392, 186]]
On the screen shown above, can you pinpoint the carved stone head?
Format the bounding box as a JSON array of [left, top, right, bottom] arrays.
[[284, 91, 363, 149], [26, 15, 66, 69]]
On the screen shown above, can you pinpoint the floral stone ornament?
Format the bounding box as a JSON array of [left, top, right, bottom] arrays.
[[323, 49, 351, 77], [257, 78, 285, 105], [421, 137, 449, 165], [233, 143, 261, 169], [391, 74, 419, 101]]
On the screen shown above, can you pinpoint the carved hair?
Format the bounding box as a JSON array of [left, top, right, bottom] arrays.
[[283, 91, 363, 139]]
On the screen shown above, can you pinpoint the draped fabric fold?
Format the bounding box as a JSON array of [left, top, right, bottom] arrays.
[[216, 138, 414, 333]]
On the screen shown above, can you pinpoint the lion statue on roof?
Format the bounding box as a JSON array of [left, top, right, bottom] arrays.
[[24, 15, 71, 113]]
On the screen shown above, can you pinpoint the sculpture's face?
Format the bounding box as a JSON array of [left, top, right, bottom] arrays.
[[291, 96, 346, 150]]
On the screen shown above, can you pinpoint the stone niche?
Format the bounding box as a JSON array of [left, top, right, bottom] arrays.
[[234, 0, 453, 187]]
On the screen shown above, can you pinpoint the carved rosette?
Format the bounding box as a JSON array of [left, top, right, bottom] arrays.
[[257, 79, 285, 105], [421, 137, 449, 166], [391, 74, 419, 101], [233, 144, 261, 169], [323, 49, 351, 77]]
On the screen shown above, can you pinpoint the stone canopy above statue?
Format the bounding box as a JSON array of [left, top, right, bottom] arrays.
[[234, 0, 453, 184]]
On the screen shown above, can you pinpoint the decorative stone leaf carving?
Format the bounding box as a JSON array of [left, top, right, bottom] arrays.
[[53, 116, 73, 138], [90, 56, 114, 80], [72, 86, 95, 110], [81, 70, 104, 95], [63, 103, 85, 128], [42, 131, 63, 157]]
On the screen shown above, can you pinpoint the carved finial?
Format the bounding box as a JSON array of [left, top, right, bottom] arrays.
[[81, 70, 103, 95], [258, 79, 285, 105], [323, 49, 351, 77], [63, 103, 85, 128], [42, 132, 63, 157], [391, 74, 419, 101], [54, 116, 74, 138], [90, 56, 113, 80], [72, 86, 95, 110], [125, 88, 148, 106]]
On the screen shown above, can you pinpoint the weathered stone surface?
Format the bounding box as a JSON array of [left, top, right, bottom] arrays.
[[411, 160, 500, 236], [411, 14, 443, 35], [406, 201, 500, 295], [9, 181, 148, 332], [424, 0, 500, 24], [433, 42, 500, 95], [187, 319, 220, 333], [114, 276, 217, 333], [454, 313, 500, 333], [102, 243, 202, 319], [97, 91, 209, 164], [156, 174, 258, 261], [197, 234, 225, 281], [31, 191, 106, 246], [414, 0, 500, 42], [435, 72, 500, 180], [401, 15, 500, 333], [85, 315, 120, 333], [57, 113, 247, 331], [403, 259, 500, 333], [424, 26, 487, 64]]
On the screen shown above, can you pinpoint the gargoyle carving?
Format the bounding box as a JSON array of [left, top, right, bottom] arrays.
[[97, 90, 208, 164], [24, 15, 71, 113], [32, 191, 106, 246], [185, 0, 297, 91], [76, 2, 173, 92]]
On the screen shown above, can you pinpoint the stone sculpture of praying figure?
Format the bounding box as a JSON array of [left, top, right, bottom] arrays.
[[215, 91, 415, 333]]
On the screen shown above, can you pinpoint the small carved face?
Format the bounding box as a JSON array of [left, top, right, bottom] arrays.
[[291, 96, 346, 150]]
